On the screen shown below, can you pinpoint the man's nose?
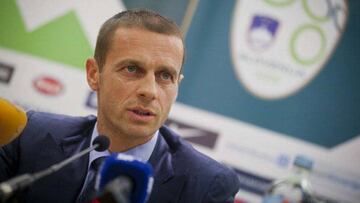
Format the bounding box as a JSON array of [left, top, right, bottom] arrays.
[[137, 74, 158, 101]]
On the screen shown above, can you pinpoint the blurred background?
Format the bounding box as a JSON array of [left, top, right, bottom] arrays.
[[0, 0, 359, 202]]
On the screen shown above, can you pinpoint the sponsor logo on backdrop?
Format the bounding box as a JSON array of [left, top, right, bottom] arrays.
[[314, 170, 360, 192], [0, 62, 14, 84], [276, 154, 290, 168], [85, 91, 97, 109], [232, 167, 272, 195], [231, 0, 348, 99], [165, 119, 219, 149], [227, 142, 290, 169], [247, 15, 279, 51], [33, 76, 64, 96]]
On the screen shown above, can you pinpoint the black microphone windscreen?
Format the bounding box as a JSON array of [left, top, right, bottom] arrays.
[[93, 135, 110, 152]]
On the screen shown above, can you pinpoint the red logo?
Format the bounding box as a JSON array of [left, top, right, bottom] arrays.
[[33, 76, 64, 96]]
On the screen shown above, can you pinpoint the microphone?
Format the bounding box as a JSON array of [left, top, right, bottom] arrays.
[[0, 135, 110, 202], [95, 154, 154, 203], [0, 98, 27, 146]]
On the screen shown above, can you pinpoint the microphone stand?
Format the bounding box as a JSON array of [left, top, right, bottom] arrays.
[[0, 136, 109, 203]]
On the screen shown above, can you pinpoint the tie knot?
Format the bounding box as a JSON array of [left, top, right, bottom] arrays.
[[76, 156, 107, 203]]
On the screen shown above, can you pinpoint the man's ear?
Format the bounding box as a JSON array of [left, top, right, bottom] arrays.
[[178, 74, 184, 84], [86, 58, 100, 91]]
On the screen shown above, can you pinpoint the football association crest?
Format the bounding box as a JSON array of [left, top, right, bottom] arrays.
[[247, 15, 280, 51], [231, 0, 348, 99]]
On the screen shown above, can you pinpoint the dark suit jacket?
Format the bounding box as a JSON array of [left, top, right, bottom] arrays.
[[0, 111, 240, 203]]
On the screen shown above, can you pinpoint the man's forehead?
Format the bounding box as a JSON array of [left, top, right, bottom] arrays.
[[111, 27, 184, 64], [113, 26, 183, 41]]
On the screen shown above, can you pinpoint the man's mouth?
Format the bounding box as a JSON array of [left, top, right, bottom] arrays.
[[130, 108, 155, 116]]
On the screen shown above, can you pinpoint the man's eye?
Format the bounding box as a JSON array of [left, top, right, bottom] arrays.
[[160, 72, 172, 81], [126, 65, 137, 73]]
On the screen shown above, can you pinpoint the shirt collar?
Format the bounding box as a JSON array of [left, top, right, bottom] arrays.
[[88, 122, 158, 169]]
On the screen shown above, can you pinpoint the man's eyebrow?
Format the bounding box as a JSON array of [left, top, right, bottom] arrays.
[[114, 59, 143, 68]]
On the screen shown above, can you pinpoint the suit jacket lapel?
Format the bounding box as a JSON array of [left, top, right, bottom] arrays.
[[26, 116, 96, 203], [57, 121, 95, 183], [147, 128, 187, 202], [60, 125, 93, 157]]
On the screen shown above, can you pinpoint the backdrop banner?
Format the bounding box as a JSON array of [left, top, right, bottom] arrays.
[[1, 1, 359, 202]]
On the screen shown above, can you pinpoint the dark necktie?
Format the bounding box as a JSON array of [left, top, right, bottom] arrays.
[[77, 156, 106, 203]]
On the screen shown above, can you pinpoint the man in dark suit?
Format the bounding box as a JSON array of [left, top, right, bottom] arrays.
[[0, 10, 240, 202]]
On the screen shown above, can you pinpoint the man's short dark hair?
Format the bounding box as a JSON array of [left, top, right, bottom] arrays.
[[94, 9, 184, 71]]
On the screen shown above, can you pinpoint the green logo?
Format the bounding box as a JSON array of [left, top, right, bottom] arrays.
[[0, 1, 92, 69], [290, 24, 326, 66]]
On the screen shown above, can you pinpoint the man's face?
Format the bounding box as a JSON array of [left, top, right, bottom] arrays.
[[87, 27, 183, 143]]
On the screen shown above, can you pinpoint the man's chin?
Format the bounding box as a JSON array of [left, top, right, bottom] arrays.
[[126, 126, 158, 139]]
